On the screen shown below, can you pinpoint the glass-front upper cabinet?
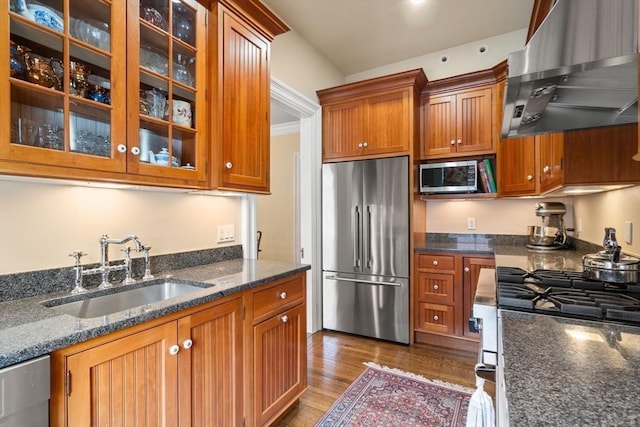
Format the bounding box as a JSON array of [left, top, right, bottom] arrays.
[[1, 0, 127, 173], [1, 0, 207, 185], [126, 0, 207, 182]]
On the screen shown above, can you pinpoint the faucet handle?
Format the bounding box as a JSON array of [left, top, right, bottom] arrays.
[[69, 251, 87, 265]]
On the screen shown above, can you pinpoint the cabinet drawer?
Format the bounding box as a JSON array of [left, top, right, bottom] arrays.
[[415, 302, 455, 335], [416, 272, 455, 304], [417, 254, 455, 271], [253, 276, 304, 321]]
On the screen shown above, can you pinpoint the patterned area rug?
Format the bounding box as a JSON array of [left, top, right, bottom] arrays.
[[315, 362, 473, 427]]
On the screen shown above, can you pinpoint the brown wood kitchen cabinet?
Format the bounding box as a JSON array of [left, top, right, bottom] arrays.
[[413, 251, 494, 351], [50, 296, 244, 427], [421, 86, 494, 159], [1, 0, 209, 188], [249, 273, 307, 427], [210, 0, 288, 193], [317, 69, 427, 162], [498, 124, 640, 196]]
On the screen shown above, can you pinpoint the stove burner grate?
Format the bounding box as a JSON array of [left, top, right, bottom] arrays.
[[496, 267, 640, 324]]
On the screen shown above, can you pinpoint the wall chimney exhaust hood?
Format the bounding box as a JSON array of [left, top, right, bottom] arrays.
[[502, 0, 639, 138]]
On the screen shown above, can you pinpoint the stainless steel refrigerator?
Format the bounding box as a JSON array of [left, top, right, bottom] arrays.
[[322, 156, 409, 344]]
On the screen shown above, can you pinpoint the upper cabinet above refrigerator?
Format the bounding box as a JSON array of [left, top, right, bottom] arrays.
[[317, 69, 427, 163]]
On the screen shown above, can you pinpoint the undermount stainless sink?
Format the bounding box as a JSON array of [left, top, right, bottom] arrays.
[[43, 281, 207, 319]]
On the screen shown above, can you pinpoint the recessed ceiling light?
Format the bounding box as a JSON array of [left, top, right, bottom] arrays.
[[409, 0, 425, 4]]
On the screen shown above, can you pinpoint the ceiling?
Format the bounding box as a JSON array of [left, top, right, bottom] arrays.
[[266, 0, 535, 125]]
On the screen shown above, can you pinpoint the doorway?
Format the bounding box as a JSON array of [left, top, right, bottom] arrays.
[[255, 77, 322, 333]]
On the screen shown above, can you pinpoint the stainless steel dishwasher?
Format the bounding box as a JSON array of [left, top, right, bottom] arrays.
[[0, 355, 50, 427]]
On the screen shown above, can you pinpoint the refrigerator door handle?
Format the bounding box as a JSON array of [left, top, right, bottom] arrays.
[[325, 275, 403, 287], [354, 206, 361, 269], [366, 205, 372, 269]]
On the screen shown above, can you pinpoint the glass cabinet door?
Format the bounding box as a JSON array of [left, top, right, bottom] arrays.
[[2, 0, 127, 172], [128, 0, 206, 181]]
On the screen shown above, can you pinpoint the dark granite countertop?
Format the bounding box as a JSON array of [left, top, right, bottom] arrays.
[[500, 310, 640, 426], [415, 234, 640, 424], [0, 259, 310, 369]]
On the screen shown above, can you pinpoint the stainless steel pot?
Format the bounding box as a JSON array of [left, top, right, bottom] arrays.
[[582, 251, 640, 283]]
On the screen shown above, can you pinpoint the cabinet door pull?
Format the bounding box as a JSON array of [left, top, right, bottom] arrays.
[[450, 140, 456, 145], [456, 139, 462, 145], [117, 144, 127, 153], [131, 146, 140, 155], [464, 267, 470, 273], [527, 174, 533, 181], [433, 315, 439, 321], [225, 162, 233, 169], [279, 291, 287, 300], [358, 143, 363, 148], [169, 345, 180, 355], [182, 339, 193, 349], [433, 284, 439, 290], [281, 315, 289, 323], [363, 142, 368, 147], [432, 260, 439, 266]]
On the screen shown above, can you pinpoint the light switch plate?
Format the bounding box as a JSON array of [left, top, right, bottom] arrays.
[[217, 224, 235, 243], [624, 221, 633, 244]]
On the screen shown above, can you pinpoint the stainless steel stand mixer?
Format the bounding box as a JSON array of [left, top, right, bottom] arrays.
[[527, 202, 570, 250]]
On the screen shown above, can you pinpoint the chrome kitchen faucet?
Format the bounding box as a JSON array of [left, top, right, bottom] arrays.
[[69, 234, 152, 293]]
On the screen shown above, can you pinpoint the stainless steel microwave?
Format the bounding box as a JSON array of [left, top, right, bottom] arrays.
[[419, 160, 478, 193]]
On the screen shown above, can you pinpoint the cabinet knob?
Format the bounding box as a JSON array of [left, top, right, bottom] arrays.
[[456, 139, 462, 145], [358, 143, 363, 148], [464, 267, 470, 273], [527, 175, 533, 181], [117, 144, 127, 153], [543, 165, 550, 173], [363, 142, 368, 147], [279, 291, 287, 300], [432, 260, 439, 266], [182, 339, 193, 349], [169, 345, 180, 356], [433, 284, 439, 290], [433, 315, 439, 321], [281, 315, 289, 323], [131, 146, 140, 155], [450, 140, 456, 145], [225, 162, 233, 169]]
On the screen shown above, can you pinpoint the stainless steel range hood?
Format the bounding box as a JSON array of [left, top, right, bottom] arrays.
[[502, 0, 639, 138]]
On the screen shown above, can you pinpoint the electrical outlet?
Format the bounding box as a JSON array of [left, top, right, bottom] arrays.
[[467, 217, 476, 230], [217, 224, 235, 243]]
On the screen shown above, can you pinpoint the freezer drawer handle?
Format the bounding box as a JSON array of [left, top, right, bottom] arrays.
[[325, 275, 402, 287]]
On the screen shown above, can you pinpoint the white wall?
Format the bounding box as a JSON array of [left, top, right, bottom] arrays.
[[573, 186, 640, 256], [426, 198, 575, 236], [346, 29, 527, 83], [270, 29, 345, 101], [256, 132, 299, 262], [0, 178, 242, 274]]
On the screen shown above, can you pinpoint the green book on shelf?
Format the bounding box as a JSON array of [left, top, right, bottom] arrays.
[[483, 159, 497, 193]]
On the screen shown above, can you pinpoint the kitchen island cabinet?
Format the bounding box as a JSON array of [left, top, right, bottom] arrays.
[[413, 251, 493, 350], [317, 69, 427, 162]]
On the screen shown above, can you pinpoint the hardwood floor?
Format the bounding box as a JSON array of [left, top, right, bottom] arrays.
[[275, 330, 485, 427]]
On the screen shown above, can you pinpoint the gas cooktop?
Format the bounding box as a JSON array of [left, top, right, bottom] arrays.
[[496, 267, 640, 325]]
